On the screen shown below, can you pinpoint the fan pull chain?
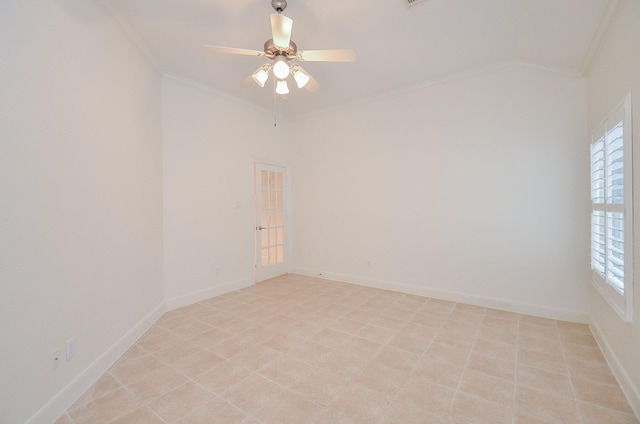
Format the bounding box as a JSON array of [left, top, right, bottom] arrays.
[[273, 77, 278, 127]]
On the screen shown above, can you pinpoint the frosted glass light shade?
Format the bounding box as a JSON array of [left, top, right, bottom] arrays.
[[293, 69, 310, 88], [273, 57, 290, 79], [252, 69, 269, 87], [275, 79, 289, 95]]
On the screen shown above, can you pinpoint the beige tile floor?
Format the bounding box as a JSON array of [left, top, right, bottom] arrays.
[[56, 274, 639, 424]]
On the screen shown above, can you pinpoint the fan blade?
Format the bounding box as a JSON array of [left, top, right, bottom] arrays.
[[297, 49, 357, 62], [202, 45, 265, 57], [305, 76, 320, 92], [271, 14, 293, 49], [241, 75, 255, 87]]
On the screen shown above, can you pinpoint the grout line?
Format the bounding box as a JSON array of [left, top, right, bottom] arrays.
[[512, 314, 520, 424], [63, 275, 629, 424], [449, 306, 487, 421]]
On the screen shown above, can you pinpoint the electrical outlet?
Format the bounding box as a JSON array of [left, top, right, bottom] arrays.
[[66, 337, 76, 361], [367, 260, 372, 268], [50, 348, 62, 370], [216, 267, 220, 276]]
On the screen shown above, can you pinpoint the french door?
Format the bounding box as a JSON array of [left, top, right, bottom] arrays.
[[254, 163, 289, 282]]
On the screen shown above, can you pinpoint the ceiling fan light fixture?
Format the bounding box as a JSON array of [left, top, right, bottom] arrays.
[[275, 79, 289, 95], [251, 67, 270, 87], [292, 68, 310, 88], [273, 56, 290, 79]]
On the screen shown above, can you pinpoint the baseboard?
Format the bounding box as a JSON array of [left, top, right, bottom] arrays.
[[292, 268, 590, 323], [27, 303, 165, 424], [590, 320, 640, 419], [164, 278, 254, 311]]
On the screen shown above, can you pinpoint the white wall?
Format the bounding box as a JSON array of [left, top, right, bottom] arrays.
[[586, 0, 640, 415], [290, 63, 590, 321], [0, 2, 163, 423], [162, 76, 290, 308]]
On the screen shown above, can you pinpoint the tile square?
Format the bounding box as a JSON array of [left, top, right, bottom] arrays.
[[354, 361, 409, 395], [395, 376, 454, 416], [459, 369, 515, 404], [195, 361, 252, 393], [127, 365, 189, 402], [449, 392, 513, 424], [222, 373, 283, 414], [258, 354, 311, 386], [110, 407, 164, 424], [172, 350, 225, 378], [310, 328, 352, 348], [290, 367, 350, 405], [148, 381, 215, 422], [516, 385, 580, 424], [69, 388, 141, 424], [257, 390, 325, 424], [330, 382, 392, 422], [517, 365, 573, 398], [57, 275, 629, 424], [412, 356, 465, 388], [467, 351, 515, 381], [373, 345, 420, 371], [178, 397, 246, 424], [571, 377, 634, 413]]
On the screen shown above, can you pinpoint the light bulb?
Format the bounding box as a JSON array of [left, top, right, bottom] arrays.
[[251, 68, 269, 87], [273, 57, 290, 79], [275, 79, 289, 95], [293, 68, 310, 88]]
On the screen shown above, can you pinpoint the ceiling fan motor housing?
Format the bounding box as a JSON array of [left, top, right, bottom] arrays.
[[264, 39, 297, 58], [271, 0, 287, 13]]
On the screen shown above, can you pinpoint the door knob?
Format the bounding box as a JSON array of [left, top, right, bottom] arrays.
[[257, 226, 266, 230]]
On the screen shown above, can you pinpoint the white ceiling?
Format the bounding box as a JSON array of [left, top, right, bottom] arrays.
[[101, 0, 610, 117]]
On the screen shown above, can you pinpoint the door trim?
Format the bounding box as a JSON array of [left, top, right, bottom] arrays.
[[253, 161, 292, 283]]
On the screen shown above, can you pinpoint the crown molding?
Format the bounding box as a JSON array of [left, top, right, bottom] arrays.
[[93, 0, 164, 75], [163, 72, 277, 118], [292, 60, 582, 121], [580, 0, 628, 75]]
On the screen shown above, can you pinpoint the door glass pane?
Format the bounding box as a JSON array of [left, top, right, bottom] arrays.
[[269, 248, 276, 265], [277, 245, 284, 263], [257, 167, 286, 273], [268, 210, 275, 226]]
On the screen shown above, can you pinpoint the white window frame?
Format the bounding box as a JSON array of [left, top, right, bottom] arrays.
[[590, 92, 634, 323]]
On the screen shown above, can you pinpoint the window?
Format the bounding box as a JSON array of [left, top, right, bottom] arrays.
[[590, 93, 633, 322]]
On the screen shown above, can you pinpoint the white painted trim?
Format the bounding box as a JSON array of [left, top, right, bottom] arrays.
[[589, 92, 634, 323], [292, 268, 590, 323], [164, 278, 253, 311], [27, 303, 164, 424], [253, 162, 292, 283], [163, 73, 275, 117], [580, 0, 628, 75], [590, 319, 640, 419], [291, 60, 583, 121], [93, 0, 164, 74]]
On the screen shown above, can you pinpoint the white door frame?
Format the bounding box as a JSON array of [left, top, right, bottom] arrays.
[[253, 161, 292, 282]]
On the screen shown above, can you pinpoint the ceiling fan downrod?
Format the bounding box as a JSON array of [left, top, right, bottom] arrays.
[[271, 0, 287, 13]]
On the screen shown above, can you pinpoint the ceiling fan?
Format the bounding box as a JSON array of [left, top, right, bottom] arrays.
[[203, 0, 356, 95]]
